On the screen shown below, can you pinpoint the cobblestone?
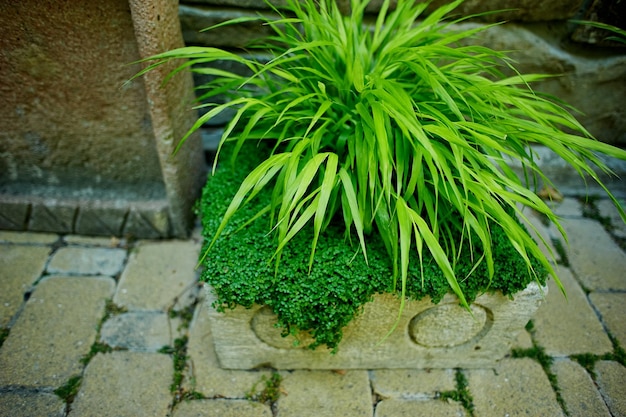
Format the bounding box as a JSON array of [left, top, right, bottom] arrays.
[[113, 241, 200, 310], [533, 266, 612, 355], [594, 360, 626, 417], [0, 244, 50, 327], [69, 351, 172, 417], [0, 276, 114, 388], [588, 292, 626, 348], [466, 358, 565, 417], [560, 218, 626, 290], [0, 210, 624, 416], [47, 247, 127, 277], [374, 399, 466, 417], [552, 359, 611, 417]]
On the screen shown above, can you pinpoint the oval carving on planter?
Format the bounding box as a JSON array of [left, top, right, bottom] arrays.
[[251, 306, 315, 349], [409, 303, 492, 348]]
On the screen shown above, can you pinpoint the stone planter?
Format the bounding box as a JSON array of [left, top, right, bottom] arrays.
[[204, 281, 547, 369]]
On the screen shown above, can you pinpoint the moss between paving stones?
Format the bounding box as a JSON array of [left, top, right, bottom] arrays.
[[199, 142, 547, 350]]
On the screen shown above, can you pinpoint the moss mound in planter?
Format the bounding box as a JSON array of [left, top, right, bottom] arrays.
[[199, 142, 547, 351]]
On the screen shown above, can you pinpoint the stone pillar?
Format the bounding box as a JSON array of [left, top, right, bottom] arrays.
[[0, 0, 204, 238]]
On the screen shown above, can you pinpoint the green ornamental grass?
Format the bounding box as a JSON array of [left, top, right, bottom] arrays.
[[134, 0, 626, 344]]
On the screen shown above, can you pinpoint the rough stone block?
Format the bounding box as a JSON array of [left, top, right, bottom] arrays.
[[466, 358, 564, 417], [205, 282, 547, 369], [28, 200, 76, 233], [0, 392, 65, 417], [114, 241, 200, 310], [123, 203, 170, 239], [0, 244, 50, 327], [370, 369, 456, 399], [552, 359, 611, 417], [588, 292, 626, 348], [594, 361, 626, 417], [0, 276, 115, 388], [533, 266, 612, 355], [47, 247, 127, 277], [275, 370, 372, 417], [172, 399, 272, 417], [70, 351, 173, 417], [560, 218, 626, 291], [99, 311, 182, 352], [0, 199, 29, 231], [375, 399, 466, 417], [74, 204, 128, 237], [184, 299, 269, 398]]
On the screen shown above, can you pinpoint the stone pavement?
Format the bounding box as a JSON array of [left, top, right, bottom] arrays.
[[0, 197, 625, 417]]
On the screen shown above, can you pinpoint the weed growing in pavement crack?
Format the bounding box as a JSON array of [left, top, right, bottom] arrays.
[[571, 332, 626, 377], [246, 372, 283, 405], [80, 300, 127, 366], [439, 369, 474, 416], [54, 375, 82, 405], [0, 328, 9, 348]]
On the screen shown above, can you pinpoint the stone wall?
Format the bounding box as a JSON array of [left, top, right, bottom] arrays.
[[0, 0, 205, 238], [178, 0, 626, 146]]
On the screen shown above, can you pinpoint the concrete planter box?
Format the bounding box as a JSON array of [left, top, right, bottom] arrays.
[[205, 281, 547, 369]]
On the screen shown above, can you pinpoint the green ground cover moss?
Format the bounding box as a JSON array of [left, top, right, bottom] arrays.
[[199, 142, 547, 350]]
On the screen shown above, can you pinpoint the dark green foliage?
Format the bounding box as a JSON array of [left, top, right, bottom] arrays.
[[159, 336, 189, 393], [80, 342, 113, 366], [0, 328, 8, 349], [199, 142, 547, 350], [54, 375, 82, 403], [440, 370, 475, 416], [246, 372, 283, 404]]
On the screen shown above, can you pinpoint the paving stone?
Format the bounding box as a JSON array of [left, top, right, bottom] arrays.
[[374, 399, 465, 417], [549, 198, 583, 217], [552, 359, 611, 417], [588, 292, 626, 348], [466, 358, 564, 417], [47, 247, 127, 276], [559, 218, 626, 291], [276, 370, 372, 417], [114, 241, 200, 310], [0, 231, 59, 244], [0, 244, 50, 327], [172, 399, 272, 417], [533, 266, 612, 355], [69, 351, 172, 417], [184, 299, 268, 398], [100, 311, 182, 352], [28, 201, 76, 233], [0, 276, 115, 388], [595, 360, 626, 417], [518, 207, 557, 260], [63, 235, 122, 247], [0, 391, 66, 417], [370, 369, 455, 399], [596, 198, 626, 239], [513, 329, 533, 350]]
